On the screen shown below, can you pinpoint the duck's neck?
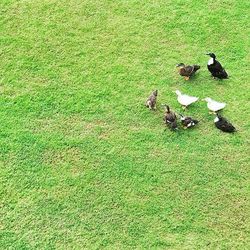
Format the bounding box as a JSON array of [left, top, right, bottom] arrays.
[[208, 57, 214, 65], [176, 90, 181, 96]]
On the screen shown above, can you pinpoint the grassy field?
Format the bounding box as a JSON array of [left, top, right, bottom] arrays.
[[0, 0, 249, 249]]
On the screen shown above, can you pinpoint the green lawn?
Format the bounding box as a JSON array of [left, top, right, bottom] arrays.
[[0, 0, 249, 249]]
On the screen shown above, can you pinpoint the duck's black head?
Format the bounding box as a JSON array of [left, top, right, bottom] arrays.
[[153, 90, 158, 96], [166, 105, 170, 113], [176, 63, 185, 68], [216, 113, 222, 120], [206, 53, 216, 59], [162, 104, 170, 113]]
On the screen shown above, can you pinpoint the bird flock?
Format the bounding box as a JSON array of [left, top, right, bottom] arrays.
[[145, 53, 236, 133]]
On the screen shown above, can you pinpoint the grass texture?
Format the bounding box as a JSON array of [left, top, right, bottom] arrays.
[[0, 0, 249, 249]]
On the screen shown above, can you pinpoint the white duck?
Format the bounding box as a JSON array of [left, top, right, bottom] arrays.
[[175, 90, 199, 109], [204, 97, 226, 113]]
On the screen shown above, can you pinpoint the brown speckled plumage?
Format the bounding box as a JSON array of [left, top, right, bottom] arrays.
[[145, 90, 158, 110], [177, 63, 200, 80], [163, 105, 178, 130]]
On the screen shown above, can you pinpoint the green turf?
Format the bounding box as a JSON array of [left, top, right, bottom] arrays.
[[0, 0, 249, 249]]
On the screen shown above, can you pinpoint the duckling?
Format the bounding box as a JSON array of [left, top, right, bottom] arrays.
[[176, 63, 200, 80], [214, 114, 236, 133], [145, 90, 158, 110], [206, 53, 228, 79], [175, 90, 199, 109], [162, 105, 178, 130], [179, 114, 199, 129], [204, 97, 226, 113]]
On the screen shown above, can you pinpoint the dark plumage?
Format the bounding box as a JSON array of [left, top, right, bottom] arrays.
[[176, 63, 200, 80], [163, 105, 178, 130], [179, 114, 199, 129], [214, 114, 236, 133], [206, 53, 228, 79], [145, 90, 158, 110]]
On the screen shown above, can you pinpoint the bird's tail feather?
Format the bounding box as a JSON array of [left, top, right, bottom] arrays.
[[193, 65, 200, 72]]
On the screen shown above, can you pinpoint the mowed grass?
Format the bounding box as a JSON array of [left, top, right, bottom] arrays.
[[0, 0, 249, 249]]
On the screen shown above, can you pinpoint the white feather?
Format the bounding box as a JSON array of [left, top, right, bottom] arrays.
[[205, 97, 226, 112], [208, 58, 214, 65], [175, 90, 199, 106], [214, 117, 219, 123]]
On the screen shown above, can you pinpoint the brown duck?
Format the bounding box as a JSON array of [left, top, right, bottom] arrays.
[[176, 63, 200, 80], [145, 90, 158, 110], [163, 105, 178, 130]]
